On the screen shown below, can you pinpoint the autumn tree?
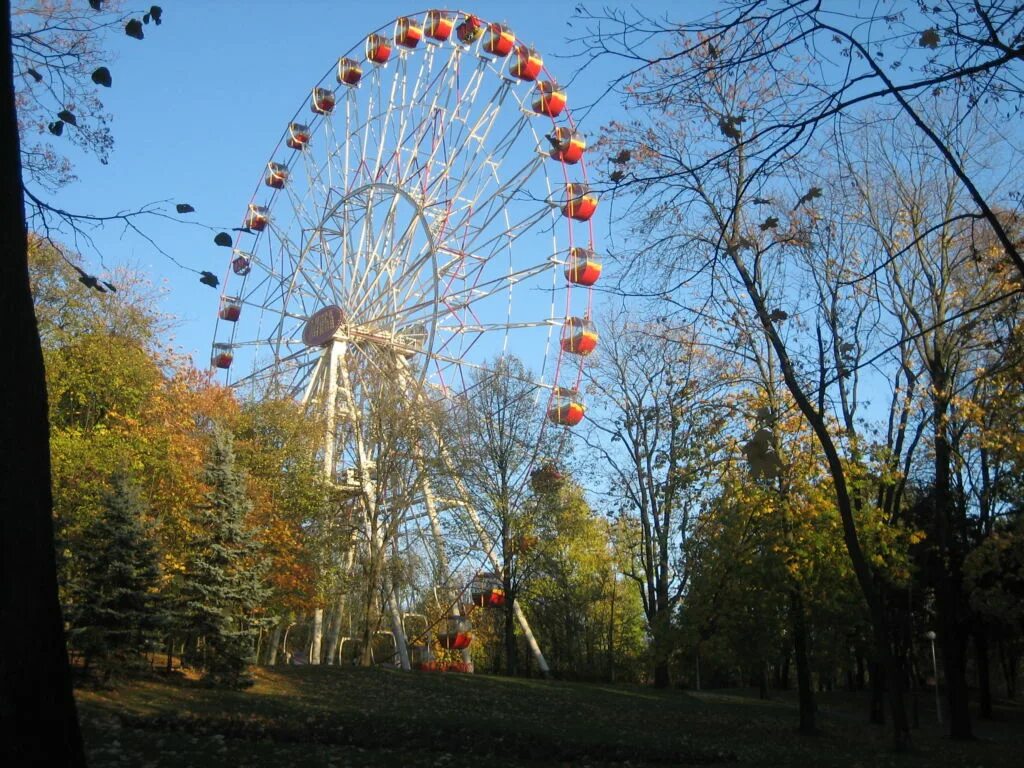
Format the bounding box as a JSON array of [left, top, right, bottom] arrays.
[[443, 355, 556, 676], [586, 23, 931, 741], [2, 4, 166, 760], [576, 0, 1024, 280], [583, 315, 732, 688], [527, 479, 648, 681]]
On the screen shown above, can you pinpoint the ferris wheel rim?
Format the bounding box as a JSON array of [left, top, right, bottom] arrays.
[[211, 8, 599, 435]]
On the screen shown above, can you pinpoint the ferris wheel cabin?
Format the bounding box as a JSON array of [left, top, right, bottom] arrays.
[[562, 183, 598, 222], [456, 14, 484, 44], [244, 204, 269, 232], [437, 615, 473, 650], [565, 247, 602, 286], [211, 343, 234, 370], [366, 33, 393, 64], [548, 127, 586, 164], [231, 250, 252, 276], [470, 573, 506, 608], [561, 316, 599, 355], [547, 387, 585, 427], [533, 80, 566, 117], [396, 17, 423, 48], [425, 10, 454, 41], [218, 296, 241, 322], [483, 23, 516, 57], [265, 162, 289, 190], [337, 57, 363, 86], [286, 122, 311, 150], [311, 87, 335, 115], [510, 45, 543, 81]]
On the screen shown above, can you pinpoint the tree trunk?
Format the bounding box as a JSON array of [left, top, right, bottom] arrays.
[[504, 592, 518, 676], [323, 594, 344, 665], [728, 241, 909, 749], [0, 4, 86, 763], [265, 622, 283, 666], [975, 626, 992, 719], [931, 378, 972, 739], [999, 639, 1017, 699], [869, 660, 886, 725], [310, 607, 324, 665], [789, 588, 817, 733]]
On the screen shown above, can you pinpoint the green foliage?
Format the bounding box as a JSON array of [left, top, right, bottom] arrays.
[[965, 520, 1024, 632], [528, 482, 647, 681], [65, 471, 162, 674], [179, 426, 269, 687]]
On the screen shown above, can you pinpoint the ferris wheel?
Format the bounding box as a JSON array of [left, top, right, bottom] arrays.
[[210, 10, 600, 672]]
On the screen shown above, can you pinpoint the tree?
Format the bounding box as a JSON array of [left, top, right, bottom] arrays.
[[583, 316, 732, 688], [65, 470, 161, 678], [528, 480, 648, 681], [444, 356, 555, 675], [589, 27, 924, 742], [0, 2, 85, 762], [576, 0, 1024, 281], [3, 4, 167, 759], [178, 425, 268, 687]]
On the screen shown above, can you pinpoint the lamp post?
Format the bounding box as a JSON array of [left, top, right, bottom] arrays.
[[925, 630, 942, 724]]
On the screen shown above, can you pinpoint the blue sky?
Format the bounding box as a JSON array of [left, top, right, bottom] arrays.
[[41, 1, 686, 373]]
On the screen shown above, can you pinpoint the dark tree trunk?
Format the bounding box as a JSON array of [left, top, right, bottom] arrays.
[[998, 640, 1017, 700], [503, 588, 517, 676], [931, 376, 973, 740], [653, 658, 670, 689], [789, 589, 817, 733], [0, 4, 86, 765], [975, 626, 993, 719], [869, 660, 886, 725]]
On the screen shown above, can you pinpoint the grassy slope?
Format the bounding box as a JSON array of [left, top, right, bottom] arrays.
[[76, 667, 1022, 767]]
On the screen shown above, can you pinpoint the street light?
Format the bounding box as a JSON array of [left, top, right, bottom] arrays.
[[925, 630, 942, 724]]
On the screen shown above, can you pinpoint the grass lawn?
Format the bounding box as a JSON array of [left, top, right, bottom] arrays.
[[75, 666, 1023, 767]]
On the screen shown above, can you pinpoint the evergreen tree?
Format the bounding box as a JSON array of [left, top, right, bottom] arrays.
[[66, 471, 161, 676], [181, 425, 268, 687]]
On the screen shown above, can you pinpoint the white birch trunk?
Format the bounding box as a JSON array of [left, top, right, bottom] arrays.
[[310, 607, 324, 665]]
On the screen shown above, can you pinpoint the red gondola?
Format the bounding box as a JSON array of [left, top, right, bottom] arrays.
[[547, 126, 586, 164], [211, 343, 233, 370], [561, 315, 599, 355], [456, 14, 484, 44], [482, 23, 515, 57], [366, 33, 392, 64], [510, 45, 543, 81], [265, 161, 288, 189], [396, 16, 423, 48], [231, 251, 252, 276], [337, 57, 363, 86], [425, 10, 454, 41], [437, 615, 472, 650], [286, 122, 310, 150], [547, 387, 585, 427], [311, 87, 335, 115], [244, 204, 269, 232], [565, 247, 602, 286], [469, 573, 506, 608], [562, 183, 598, 222], [218, 296, 241, 322], [533, 81, 566, 117]]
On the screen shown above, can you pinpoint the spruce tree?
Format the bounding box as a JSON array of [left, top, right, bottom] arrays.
[[66, 471, 161, 677], [182, 425, 268, 687]]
